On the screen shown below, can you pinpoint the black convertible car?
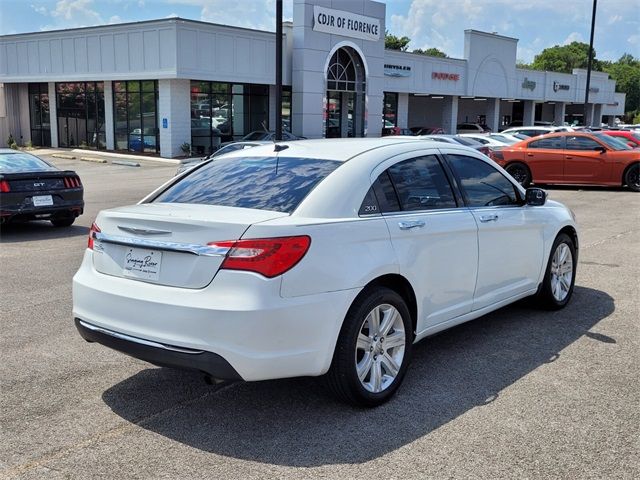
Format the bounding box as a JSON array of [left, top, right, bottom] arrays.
[[0, 149, 84, 227]]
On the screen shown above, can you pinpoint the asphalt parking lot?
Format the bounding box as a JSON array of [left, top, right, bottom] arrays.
[[1, 153, 638, 479]]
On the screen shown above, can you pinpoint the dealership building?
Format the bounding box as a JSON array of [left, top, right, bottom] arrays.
[[0, 0, 626, 158]]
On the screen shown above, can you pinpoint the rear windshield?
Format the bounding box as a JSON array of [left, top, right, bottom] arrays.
[[0, 152, 55, 173], [453, 136, 480, 147], [154, 156, 341, 213]]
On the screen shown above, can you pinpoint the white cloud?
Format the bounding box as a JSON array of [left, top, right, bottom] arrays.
[[31, 4, 48, 16], [108, 15, 123, 24], [168, 0, 293, 31], [628, 34, 640, 47], [607, 14, 623, 25], [562, 32, 584, 45]]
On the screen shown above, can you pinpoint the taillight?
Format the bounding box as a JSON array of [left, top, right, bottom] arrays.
[[0, 180, 10, 193], [210, 236, 311, 278], [88, 222, 101, 250], [478, 146, 491, 156], [64, 176, 81, 188], [489, 148, 504, 161]]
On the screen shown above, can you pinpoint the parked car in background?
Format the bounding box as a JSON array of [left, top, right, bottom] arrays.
[[410, 126, 445, 135], [241, 131, 302, 142], [502, 126, 574, 138], [487, 133, 529, 145], [504, 120, 555, 128], [422, 134, 492, 156], [459, 133, 511, 147], [175, 141, 270, 175], [73, 138, 579, 407], [0, 149, 84, 226], [493, 132, 640, 191], [603, 130, 640, 148], [457, 123, 491, 134], [382, 126, 413, 136]]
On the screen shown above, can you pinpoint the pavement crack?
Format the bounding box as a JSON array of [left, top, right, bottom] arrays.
[[582, 229, 637, 250], [0, 382, 236, 478]]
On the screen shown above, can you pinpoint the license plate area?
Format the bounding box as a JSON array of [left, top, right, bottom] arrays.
[[33, 195, 53, 207], [122, 247, 162, 281]]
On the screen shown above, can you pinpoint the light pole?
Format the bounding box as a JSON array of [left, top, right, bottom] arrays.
[[584, 0, 597, 126]]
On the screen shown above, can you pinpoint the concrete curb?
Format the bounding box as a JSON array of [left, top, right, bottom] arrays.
[[80, 156, 108, 164], [51, 153, 76, 160], [112, 160, 141, 167], [70, 149, 182, 165]]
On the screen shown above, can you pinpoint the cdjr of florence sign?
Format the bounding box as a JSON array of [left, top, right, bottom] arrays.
[[313, 6, 381, 42]]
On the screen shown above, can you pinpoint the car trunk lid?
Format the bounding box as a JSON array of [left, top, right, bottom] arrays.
[[91, 203, 288, 288]]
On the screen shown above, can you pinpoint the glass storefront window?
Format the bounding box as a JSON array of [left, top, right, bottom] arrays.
[[190, 81, 269, 155], [56, 82, 105, 149], [113, 81, 159, 153], [383, 92, 398, 129], [28, 83, 51, 147], [282, 87, 292, 132]]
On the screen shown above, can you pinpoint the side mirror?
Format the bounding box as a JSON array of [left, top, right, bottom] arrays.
[[594, 146, 607, 154], [525, 187, 547, 206]]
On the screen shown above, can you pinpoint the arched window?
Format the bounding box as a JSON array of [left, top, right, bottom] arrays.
[[326, 47, 365, 92]]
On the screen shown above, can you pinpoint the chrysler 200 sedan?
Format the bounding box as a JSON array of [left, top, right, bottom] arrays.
[[73, 138, 578, 406]]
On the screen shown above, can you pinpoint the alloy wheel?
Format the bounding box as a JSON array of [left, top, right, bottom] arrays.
[[550, 243, 573, 302], [355, 304, 406, 393]]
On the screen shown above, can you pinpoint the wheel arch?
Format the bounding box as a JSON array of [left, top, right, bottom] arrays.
[[558, 225, 579, 254], [360, 274, 418, 337], [621, 161, 639, 186]]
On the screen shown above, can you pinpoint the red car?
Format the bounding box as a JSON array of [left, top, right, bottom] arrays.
[[493, 132, 640, 191], [602, 130, 640, 148]]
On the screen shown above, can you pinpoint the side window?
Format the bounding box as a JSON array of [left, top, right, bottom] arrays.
[[386, 155, 457, 211], [529, 137, 564, 149], [359, 171, 401, 215], [447, 154, 520, 207], [566, 136, 601, 151]]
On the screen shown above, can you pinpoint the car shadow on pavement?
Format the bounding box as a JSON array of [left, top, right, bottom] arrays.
[[0, 221, 88, 243], [102, 285, 614, 467]]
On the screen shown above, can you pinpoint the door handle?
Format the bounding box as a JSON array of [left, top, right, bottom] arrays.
[[398, 220, 426, 230], [566, 156, 573, 159], [479, 214, 499, 223], [527, 153, 534, 156]]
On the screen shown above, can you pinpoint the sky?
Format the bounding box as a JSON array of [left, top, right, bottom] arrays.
[[0, 0, 638, 63]]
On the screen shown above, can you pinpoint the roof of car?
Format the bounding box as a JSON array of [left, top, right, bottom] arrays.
[[226, 137, 441, 162]]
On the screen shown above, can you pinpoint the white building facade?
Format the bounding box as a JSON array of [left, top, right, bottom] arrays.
[[0, 0, 626, 157]]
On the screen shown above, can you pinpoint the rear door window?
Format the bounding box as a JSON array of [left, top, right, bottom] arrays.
[[386, 155, 457, 211], [153, 156, 341, 213], [528, 137, 564, 149]]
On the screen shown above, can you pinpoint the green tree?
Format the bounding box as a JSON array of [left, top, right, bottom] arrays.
[[384, 31, 410, 51], [412, 47, 448, 58], [530, 41, 603, 73], [603, 53, 640, 114]]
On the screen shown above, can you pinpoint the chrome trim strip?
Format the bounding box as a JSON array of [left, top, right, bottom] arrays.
[[93, 232, 230, 257], [117, 226, 172, 236], [78, 320, 204, 354]]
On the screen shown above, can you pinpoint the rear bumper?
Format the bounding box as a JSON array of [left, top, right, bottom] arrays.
[[73, 250, 359, 381], [75, 318, 241, 380], [0, 193, 84, 221]]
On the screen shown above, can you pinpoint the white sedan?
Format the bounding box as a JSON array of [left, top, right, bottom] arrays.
[[73, 138, 578, 406]]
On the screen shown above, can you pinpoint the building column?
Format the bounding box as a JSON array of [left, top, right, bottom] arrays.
[[158, 79, 191, 158], [48, 83, 58, 148], [17, 84, 30, 146], [583, 103, 595, 127], [441, 96, 458, 134], [553, 102, 566, 126], [103, 81, 114, 150], [486, 98, 500, 132], [607, 115, 616, 127], [397, 93, 409, 128], [592, 104, 603, 127], [523, 100, 535, 126]]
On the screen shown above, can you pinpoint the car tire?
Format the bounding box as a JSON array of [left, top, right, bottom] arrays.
[[536, 233, 577, 310], [51, 215, 76, 227], [326, 287, 413, 407], [624, 163, 639, 192], [505, 162, 532, 188]]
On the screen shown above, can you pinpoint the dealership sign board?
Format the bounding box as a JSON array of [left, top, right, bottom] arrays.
[[313, 6, 381, 42], [432, 72, 460, 81], [384, 64, 412, 77], [522, 78, 536, 90], [553, 81, 570, 92]]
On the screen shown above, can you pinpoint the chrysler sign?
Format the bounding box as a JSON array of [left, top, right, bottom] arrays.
[[313, 6, 380, 42]]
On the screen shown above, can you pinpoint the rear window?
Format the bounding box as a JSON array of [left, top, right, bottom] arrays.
[[153, 156, 341, 213], [0, 152, 55, 173]]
